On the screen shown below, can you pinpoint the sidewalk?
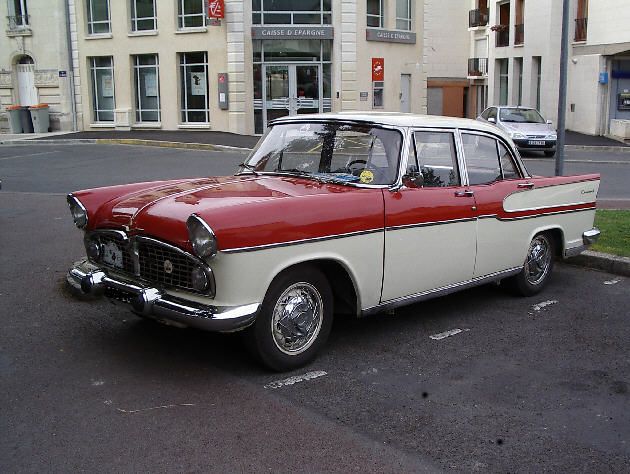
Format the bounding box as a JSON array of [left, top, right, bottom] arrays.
[[1, 127, 627, 151]]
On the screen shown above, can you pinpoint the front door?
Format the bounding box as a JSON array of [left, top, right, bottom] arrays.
[[264, 64, 320, 127], [17, 63, 37, 106]]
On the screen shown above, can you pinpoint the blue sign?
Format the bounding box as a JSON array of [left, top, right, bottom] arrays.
[[599, 72, 608, 84]]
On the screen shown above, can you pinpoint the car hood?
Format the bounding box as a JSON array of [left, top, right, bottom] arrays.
[[79, 175, 384, 252], [501, 122, 555, 135]]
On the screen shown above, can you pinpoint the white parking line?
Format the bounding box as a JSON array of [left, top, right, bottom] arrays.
[[532, 300, 558, 312], [604, 278, 622, 285], [429, 328, 469, 340], [264, 370, 327, 389], [0, 150, 59, 161]]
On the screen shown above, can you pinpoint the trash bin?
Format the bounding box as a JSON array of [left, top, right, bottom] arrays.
[[6, 105, 23, 133], [29, 104, 50, 133], [20, 106, 34, 133]]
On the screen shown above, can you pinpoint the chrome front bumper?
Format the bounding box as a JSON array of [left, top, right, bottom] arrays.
[[67, 259, 259, 333]]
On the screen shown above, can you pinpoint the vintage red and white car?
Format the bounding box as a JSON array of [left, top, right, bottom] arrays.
[[67, 113, 600, 371]]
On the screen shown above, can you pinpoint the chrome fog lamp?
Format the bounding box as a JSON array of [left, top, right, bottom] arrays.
[[186, 214, 218, 259], [85, 237, 101, 261], [191, 266, 210, 292], [67, 194, 88, 229]]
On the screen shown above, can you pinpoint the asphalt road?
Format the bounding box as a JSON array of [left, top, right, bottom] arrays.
[[1, 144, 629, 472]]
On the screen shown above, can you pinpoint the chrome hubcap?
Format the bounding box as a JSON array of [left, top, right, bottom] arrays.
[[525, 235, 552, 285], [271, 282, 323, 355]]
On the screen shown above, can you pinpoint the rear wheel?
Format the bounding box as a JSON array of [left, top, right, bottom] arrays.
[[503, 233, 555, 296], [245, 266, 333, 371]]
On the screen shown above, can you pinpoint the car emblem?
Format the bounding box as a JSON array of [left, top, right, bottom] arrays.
[[163, 260, 174, 274]]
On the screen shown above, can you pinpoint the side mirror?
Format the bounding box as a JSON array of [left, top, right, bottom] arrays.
[[488, 117, 496, 123], [546, 120, 553, 125]]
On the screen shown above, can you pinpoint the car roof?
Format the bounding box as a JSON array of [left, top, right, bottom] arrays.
[[271, 111, 506, 136]]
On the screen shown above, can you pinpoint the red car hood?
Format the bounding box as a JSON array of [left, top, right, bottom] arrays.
[[79, 175, 384, 251]]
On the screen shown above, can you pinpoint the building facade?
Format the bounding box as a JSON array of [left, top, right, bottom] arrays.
[[0, 0, 76, 131], [70, 0, 426, 135], [567, 0, 630, 139]]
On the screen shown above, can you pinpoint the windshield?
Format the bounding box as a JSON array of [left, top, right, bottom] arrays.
[[241, 122, 403, 186], [499, 108, 545, 123]]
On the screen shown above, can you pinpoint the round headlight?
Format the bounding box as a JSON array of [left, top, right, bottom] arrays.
[[67, 194, 88, 229], [186, 214, 218, 259], [191, 266, 209, 292]]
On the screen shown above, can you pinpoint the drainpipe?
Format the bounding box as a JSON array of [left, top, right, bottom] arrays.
[[64, 0, 78, 131]]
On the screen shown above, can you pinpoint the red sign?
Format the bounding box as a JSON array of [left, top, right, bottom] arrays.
[[208, 0, 225, 19], [372, 58, 384, 81]]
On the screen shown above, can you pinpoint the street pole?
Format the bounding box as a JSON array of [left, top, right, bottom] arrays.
[[555, 0, 570, 176]]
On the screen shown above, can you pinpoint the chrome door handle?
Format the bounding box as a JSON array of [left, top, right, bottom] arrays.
[[517, 182, 535, 189], [454, 190, 474, 197]]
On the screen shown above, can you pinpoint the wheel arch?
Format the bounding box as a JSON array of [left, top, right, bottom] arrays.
[[526, 225, 565, 257], [266, 258, 361, 318]]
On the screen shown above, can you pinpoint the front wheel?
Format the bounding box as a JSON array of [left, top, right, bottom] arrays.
[[245, 266, 333, 371], [502, 233, 555, 296]]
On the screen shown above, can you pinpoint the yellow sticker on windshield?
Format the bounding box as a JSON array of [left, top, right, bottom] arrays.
[[359, 170, 374, 184]]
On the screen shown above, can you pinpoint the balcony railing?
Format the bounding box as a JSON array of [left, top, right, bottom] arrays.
[[495, 27, 509, 47], [7, 15, 29, 30], [514, 23, 524, 45], [574, 17, 587, 42], [469, 9, 489, 28], [468, 58, 488, 77]]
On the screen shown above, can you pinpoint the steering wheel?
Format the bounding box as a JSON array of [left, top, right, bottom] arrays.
[[346, 159, 368, 175]]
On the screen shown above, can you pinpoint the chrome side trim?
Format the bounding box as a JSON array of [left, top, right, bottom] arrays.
[[385, 217, 476, 232], [67, 259, 258, 333], [477, 206, 596, 221], [361, 267, 522, 317], [503, 201, 597, 213], [221, 228, 383, 254]]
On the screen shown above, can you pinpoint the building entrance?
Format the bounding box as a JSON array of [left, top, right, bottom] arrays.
[[264, 64, 320, 124]]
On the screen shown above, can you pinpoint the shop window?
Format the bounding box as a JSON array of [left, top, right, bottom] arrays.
[[178, 0, 205, 29], [133, 54, 160, 123], [396, 0, 412, 31], [131, 0, 157, 32], [252, 0, 332, 25], [8, 0, 29, 29], [89, 56, 115, 122], [87, 0, 111, 34], [373, 81, 384, 108], [367, 0, 383, 28], [179, 52, 209, 123]]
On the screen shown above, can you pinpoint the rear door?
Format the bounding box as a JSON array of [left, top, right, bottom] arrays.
[[459, 131, 530, 277], [381, 129, 477, 302]]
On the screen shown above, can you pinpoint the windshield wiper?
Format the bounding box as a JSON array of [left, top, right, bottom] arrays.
[[238, 162, 260, 176]]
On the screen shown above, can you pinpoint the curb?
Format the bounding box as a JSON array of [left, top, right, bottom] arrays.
[[565, 144, 630, 152], [567, 250, 630, 277], [0, 137, 253, 152]]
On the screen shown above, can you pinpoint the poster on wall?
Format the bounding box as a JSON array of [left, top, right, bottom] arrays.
[[101, 74, 114, 97], [190, 72, 206, 96], [144, 72, 158, 97], [208, 0, 225, 19], [372, 58, 384, 82]]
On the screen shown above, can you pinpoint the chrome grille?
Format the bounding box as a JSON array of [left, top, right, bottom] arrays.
[[137, 238, 197, 292], [527, 135, 545, 139]]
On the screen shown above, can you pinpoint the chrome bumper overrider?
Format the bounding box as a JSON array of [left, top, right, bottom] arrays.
[[67, 259, 259, 332], [564, 227, 601, 258]]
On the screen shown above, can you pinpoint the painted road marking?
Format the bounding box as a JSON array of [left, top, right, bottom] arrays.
[[0, 151, 59, 161], [264, 370, 327, 389], [604, 278, 621, 285], [429, 328, 469, 340], [532, 300, 558, 312]]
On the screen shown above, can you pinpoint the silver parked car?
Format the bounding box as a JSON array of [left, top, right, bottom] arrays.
[[477, 106, 557, 157]]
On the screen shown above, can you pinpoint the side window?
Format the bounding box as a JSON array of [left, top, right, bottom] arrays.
[[462, 133, 501, 185], [413, 131, 460, 187], [488, 107, 497, 120], [498, 142, 520, 179], [481, 108, 490, 120]]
